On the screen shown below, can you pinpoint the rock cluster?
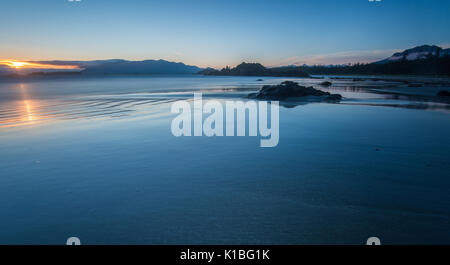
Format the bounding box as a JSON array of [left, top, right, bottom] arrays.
[[248, 81, 342, 101]]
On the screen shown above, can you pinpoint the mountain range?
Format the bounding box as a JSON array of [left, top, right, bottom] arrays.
[[0, 59, 202, 76], [200, 45, 450, 77], [79, 59, 202, 74], [295, 45, 450, 76], [1, 45, 449, 77]]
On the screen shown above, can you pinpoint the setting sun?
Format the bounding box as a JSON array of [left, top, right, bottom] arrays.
[[10, 61, 28, 68], [0, 60, 80, 70]]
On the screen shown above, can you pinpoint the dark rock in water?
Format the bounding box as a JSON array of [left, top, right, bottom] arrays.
[[320, 81, 332, 87], [437, 90, 450, 97], [324, 94, 342, 101], [256, 79, 263, 81], [248, 81, 342, 102]]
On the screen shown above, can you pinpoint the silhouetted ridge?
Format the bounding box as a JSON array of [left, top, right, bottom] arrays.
[[294, 45, 450, 76], [81, 59, 202, 74], [199, 62, 310, 77]]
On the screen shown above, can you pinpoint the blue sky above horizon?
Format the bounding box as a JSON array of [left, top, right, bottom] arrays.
[[1, 0, 449, 68]]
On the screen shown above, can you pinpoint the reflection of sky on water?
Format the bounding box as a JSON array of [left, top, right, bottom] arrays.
[[0, 93, 449, 244], [0, 75, 449, 128]]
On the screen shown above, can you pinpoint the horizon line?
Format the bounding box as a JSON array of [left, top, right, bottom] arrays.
[[2, 44, 449, 71]]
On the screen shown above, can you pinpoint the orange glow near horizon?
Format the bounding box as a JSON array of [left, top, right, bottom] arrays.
[[0, 60, 80, 70]]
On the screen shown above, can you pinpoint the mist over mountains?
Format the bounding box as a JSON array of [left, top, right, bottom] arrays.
[[376, 45, 450, 64]]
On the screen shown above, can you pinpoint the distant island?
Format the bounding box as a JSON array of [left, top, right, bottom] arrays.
[[199, 62, 310, 77]]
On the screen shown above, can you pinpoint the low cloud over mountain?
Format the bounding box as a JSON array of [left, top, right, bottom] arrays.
[[376, 45, 450, 64]]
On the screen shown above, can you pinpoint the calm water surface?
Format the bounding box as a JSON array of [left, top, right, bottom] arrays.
[[0, 75, 449, 244]]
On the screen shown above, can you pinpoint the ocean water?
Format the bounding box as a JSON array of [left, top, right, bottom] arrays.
[[0, 75, 449, 244]]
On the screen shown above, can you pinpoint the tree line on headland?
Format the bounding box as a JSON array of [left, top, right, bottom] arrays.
[[199, 62, 310, 77], [200, 56, 450, 77]]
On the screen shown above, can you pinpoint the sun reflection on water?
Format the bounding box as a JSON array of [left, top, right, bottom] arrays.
[[0, 83, 40, 128], [19, 84, 35, 123], [23, 100, 34, 121]]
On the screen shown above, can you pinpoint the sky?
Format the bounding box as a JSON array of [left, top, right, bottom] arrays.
[[1, 0, 450, 68]]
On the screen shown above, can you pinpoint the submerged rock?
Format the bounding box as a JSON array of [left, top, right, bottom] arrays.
[[324, 93, 343, 101], [437, 90, 450, 97], [248, 81, 342, 102], [319, 81, 332, 87]]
